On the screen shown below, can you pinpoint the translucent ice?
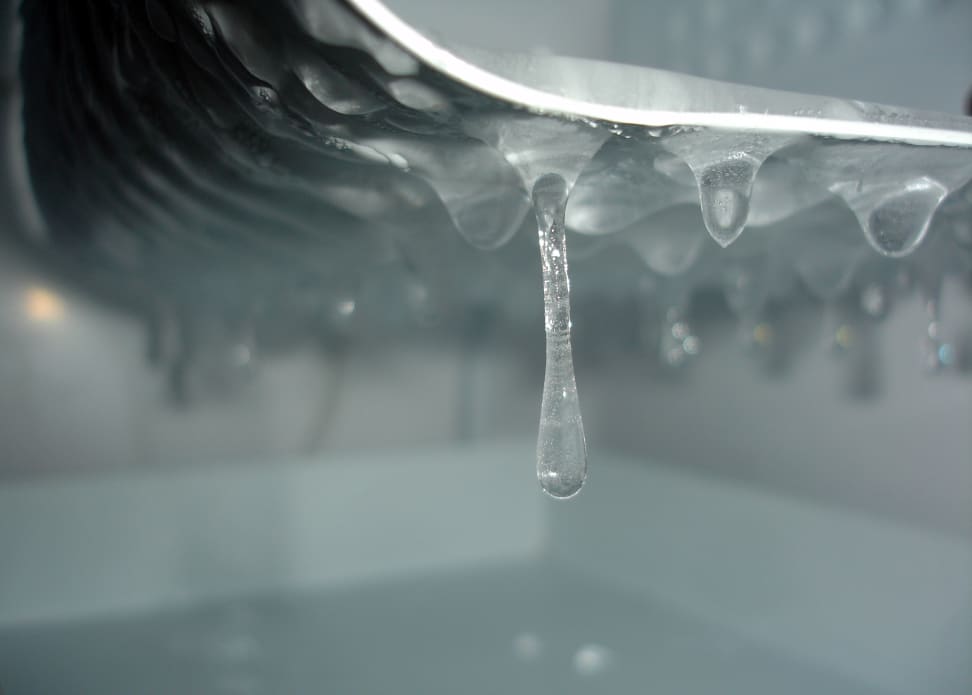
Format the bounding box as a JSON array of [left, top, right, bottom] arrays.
[[533, 173, 587, 499], [662, 132, 796, 247], [830, 176, 947, 257], [696, 157, 759, 247]]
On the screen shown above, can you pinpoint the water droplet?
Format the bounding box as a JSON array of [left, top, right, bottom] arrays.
[[843, 177, 948, 257], [533, 174, 587, 499], [567, 140, 695, 237], [663, 132, 790, 247], [697, 157, 758, 247], [867, 177, 948, 257], [406, 140, 528, 250]]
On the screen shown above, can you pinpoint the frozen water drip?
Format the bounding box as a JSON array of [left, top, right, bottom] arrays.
[[533, 173, 588, 499]]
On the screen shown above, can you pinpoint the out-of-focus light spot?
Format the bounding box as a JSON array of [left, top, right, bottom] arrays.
[[835, 324, 855, 349], [753, 322, 774, 346], [573, 643, 612, 676], [860, 284, 887, 317], [512, 632, 542, 661], [938, 343, 954, 367], [24, 286, 65, 323], [335, 298, 356, 318], [664, 346, 686, 367], [232, 344, 252, 367], [683, 334, 701, 356]]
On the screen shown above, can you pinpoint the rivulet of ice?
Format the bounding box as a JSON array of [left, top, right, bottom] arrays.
[[460, 116, 605, 497], [533, 173, 587, 499]]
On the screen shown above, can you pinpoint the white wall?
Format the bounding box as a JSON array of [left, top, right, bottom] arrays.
[[0, 441, 544, 626]]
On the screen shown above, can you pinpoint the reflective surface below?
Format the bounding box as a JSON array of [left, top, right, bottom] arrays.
[[0, 560, 885, 695]]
